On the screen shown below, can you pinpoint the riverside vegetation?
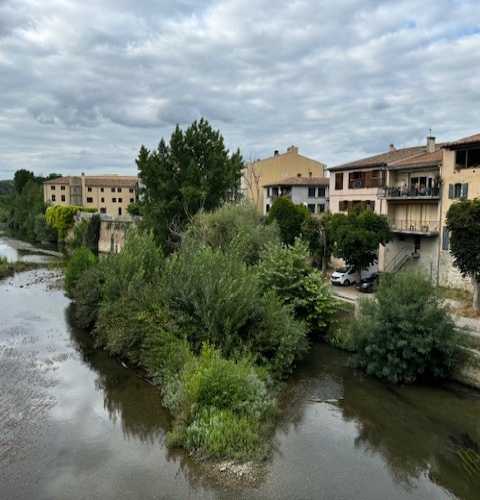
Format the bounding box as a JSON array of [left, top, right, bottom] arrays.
[[66, 203, 337, 461]]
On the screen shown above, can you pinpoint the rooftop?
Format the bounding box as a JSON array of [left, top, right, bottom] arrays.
[[444, 133, 480, 149], [264, 176, 330, 187], [44, 175, 138, 187]]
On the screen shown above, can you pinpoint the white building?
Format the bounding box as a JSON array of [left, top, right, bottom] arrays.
[[263, 176, 330, 216]]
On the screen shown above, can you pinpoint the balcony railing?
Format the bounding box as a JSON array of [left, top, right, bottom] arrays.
[[389, 219, 440, 235], [379, 186, 440, 199]]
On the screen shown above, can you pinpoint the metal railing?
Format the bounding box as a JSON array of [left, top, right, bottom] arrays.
[[379, 186, 440, 199], [389, 219, 440, 234]]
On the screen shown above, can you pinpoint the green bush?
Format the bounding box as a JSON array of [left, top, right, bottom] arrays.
[[64, 247, 97, 297], [258, 239, 337, 335], [161, 244, 307, 377], [267, 197, 309, 245], [70, 215, 100, 254], [353, 272, 457, 384], [167, 345, 275, 460], [184, 202, 280, 264], [46, 205, 95, 240], [71, 265, 104, 329]]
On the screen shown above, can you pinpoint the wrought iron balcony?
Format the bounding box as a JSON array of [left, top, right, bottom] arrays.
[[379, 186, 440, 200], [389, 219, 440, 236]]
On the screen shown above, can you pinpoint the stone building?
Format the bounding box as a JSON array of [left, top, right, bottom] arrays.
[[43, 174, 138, 217]]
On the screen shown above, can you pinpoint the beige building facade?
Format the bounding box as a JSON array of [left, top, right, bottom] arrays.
[[44, 175, 138, 217], [329, 133, 480, 290], [242, 146, 327, 211]]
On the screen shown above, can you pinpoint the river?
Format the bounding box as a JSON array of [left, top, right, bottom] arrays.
[[1, 237, 479, 500]]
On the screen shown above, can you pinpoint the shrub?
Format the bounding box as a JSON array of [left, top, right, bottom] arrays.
[[161, 244, 307, 377], [64, 247, 97, 297], [184, 202, 280, 264], [46, 205, 96, 240], [353, 272, 457, 384], [258, 240, 337, 335], [70, 215, 101, 254], [71, 265, 104, 329], [167, 345, 275, 460], [267, 197, 309, 245]]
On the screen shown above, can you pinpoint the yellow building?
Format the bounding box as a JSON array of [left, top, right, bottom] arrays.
[[439, 133, 480, 290], [242, 146, 327, 211], [43, 174, 138, 217]]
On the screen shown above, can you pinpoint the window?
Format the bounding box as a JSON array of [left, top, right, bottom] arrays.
[[117, 188, 122, 193], [442, 228, 450, 251], [348, 170, 384, 189], [87, 187, 92, 192], [272, 187, 279, 197], [317, 186, 326, 197], [335, 173, 344, 190], [317, 203, 325, 213], [349, 172, 364, 189], [61, 195, 65, 202], [86, 197, 93, 203], [365, 200, 375, 211], [112, 197, 117, 202], [51, 185, 55, 190], [61, 186, 65, 191], [101, 197, 105, 203], [129, 188, 134, 193], [118, 207, 122, 216], [339, 200, 348, 211], [130, 198, 134, 203], [338, 200, 374, 212], [118, 198, 122, 203], [100, 207, 106, 214], [266, 204, 270, 213], [100, 187, 104, 192], [456, 148, 480, 169], [51, 194, 56, 201], [111, 187, 115, 193], [308, 187, 316, 198], [307, 204, 316, 213], [449, 183, 468, 199]]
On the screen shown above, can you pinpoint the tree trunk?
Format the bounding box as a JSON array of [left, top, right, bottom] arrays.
[[472, 276, 480, 311]]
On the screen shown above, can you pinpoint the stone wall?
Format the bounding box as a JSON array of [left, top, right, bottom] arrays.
[[98, 215, 139, 254]]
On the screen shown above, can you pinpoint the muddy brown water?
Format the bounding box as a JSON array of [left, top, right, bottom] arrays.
[[1, 238, 480, 500]]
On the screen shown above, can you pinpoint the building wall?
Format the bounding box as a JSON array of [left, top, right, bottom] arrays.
[[98, 216, 138, 254], [329, 168, 385, 215], [44, 176, 137, 217], [243, 147, 326, 211], [437, 148, 479, 290], [263, 185, 329, 215]]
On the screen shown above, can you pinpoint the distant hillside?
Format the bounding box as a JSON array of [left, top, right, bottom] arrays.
[[0, 180, 14, 195]]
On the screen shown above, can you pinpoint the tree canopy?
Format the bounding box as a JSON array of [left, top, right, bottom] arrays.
[[446, 198, 480, 310], [326, 209, 391, 271], [136, 118, 243, 250], [267, 196, 309, 245]]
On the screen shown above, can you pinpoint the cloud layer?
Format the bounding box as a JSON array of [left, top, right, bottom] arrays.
[[1, 0, 479, 178]]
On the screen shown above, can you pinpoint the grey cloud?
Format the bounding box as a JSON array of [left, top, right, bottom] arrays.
[[1, 0, 480, 178]]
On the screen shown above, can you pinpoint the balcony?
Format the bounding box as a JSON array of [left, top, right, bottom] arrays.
[[379, 186, 440, 200], [389, 219, 440, 236]]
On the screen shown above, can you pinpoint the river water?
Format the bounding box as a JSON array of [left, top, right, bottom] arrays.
[[1, 237, 479, 500]]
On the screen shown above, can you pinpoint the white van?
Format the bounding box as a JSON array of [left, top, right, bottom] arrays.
[[330, 266, 359, 286]]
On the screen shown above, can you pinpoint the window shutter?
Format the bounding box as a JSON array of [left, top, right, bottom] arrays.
[[448, 184, 454, 199], [442, 229, 449, 251], [462, 183, 469, 199]]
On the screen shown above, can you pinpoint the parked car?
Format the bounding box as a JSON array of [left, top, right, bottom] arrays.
[[357, 273, 378, 293], [330, 266, 359, 286]]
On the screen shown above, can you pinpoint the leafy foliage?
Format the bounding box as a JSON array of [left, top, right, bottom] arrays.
[[267, 196, 309, 245], [64, 247, 97, 297], [326, 209, 391, 271], [258, 239, 337, 335], [69, 215, 101, 254], [353, 272, 457, 384], [184, 202, 280, 264], [137, 118, 243, 250], [45, 205, 96, 240], [446, 198, 480, 309]]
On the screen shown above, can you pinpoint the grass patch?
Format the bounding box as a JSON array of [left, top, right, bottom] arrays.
[[438, 286, 472, 304], [326, 301, 357, 352]]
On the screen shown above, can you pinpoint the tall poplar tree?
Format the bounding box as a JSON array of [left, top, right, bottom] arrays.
[[136, 119, 243, 249]]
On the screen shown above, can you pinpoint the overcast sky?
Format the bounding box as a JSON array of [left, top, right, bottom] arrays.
[[1, 0, 479, 179]]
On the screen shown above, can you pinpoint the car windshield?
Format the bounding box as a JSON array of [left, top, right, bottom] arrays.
[[336, 267, 348, 273]]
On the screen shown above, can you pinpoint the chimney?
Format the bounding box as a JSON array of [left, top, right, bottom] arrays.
[[287, 145, 299, 154], [427, 135, 436, 153], [389, 144, 396, 152], [81, 172, 85, 176], [274, 150, 279, 157]]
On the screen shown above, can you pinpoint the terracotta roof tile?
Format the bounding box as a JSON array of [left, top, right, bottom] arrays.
[[444, 133, 480, 148]]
